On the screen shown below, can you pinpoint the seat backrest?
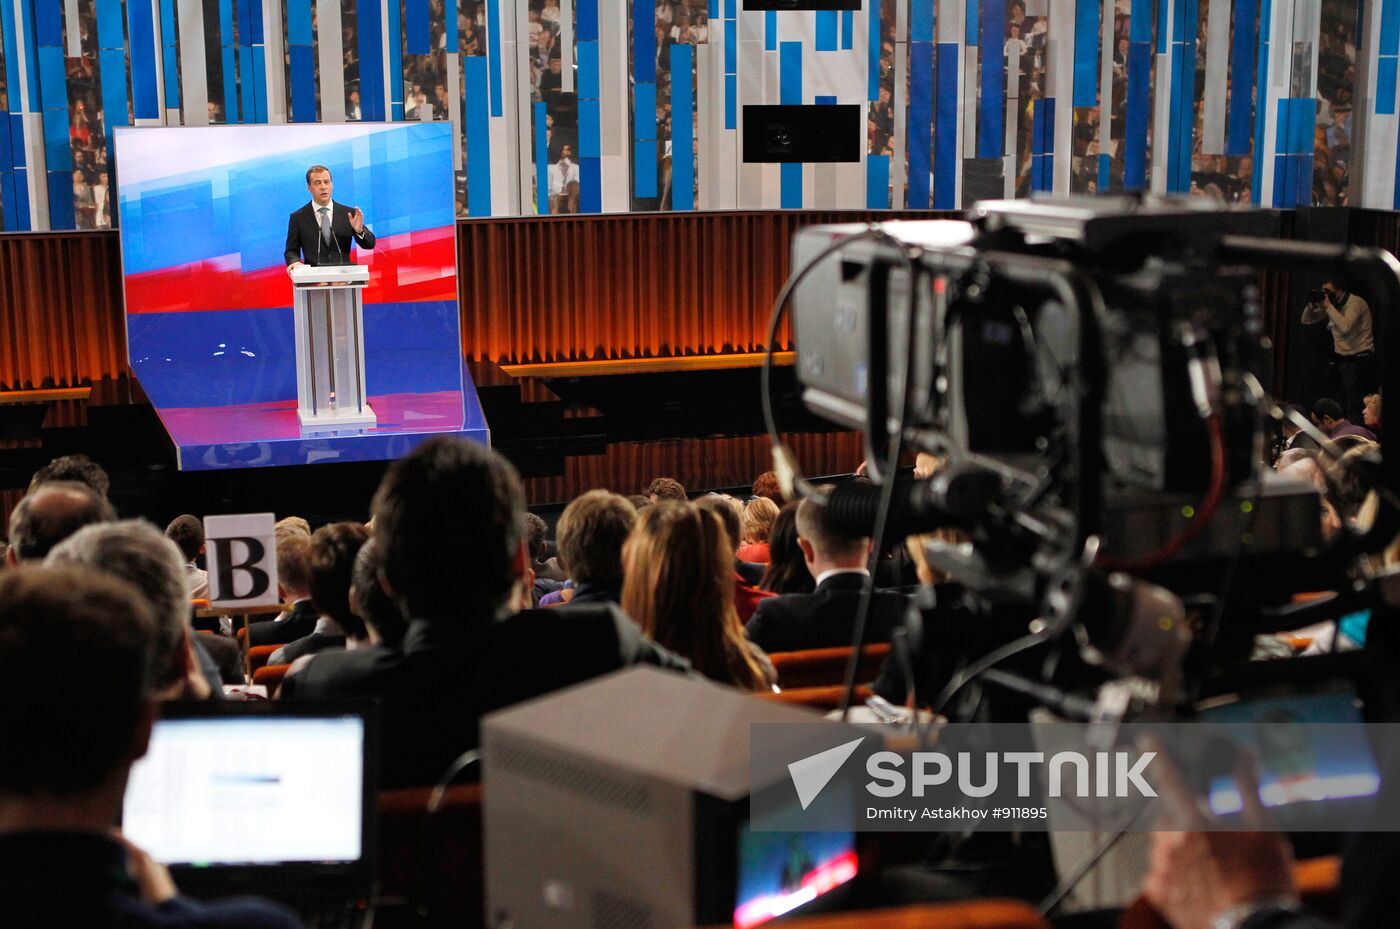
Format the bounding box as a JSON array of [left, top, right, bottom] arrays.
[[769, 643, 892, 689], [377, 784, 485, 929], [251, 663, 291, 691], [754, 684, 874, 711], [247, 644, 281, 672]]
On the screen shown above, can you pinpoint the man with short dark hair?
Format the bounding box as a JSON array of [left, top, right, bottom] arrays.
[[28, 453, 111, 498], [745, 491, 907, 653], [554, 490, 636, 606], [0, 565, 301, 928], [1310, 397, 1377, 443], [5, 481, 116, 565], [280, 437, 691, 787], [646, 477, 687, 503], [284, 164, 375, 270], [164, 514, 208, 599]]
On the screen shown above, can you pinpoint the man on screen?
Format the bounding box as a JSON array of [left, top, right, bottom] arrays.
[[284, 164, 375, 271]]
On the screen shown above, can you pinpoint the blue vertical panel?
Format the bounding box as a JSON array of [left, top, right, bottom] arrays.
[[444, 0, 457, 52], [634, 0, 656, 81], [1098, 152, 1111, 189], [98, 48, 129, 126], [0, 0, 21, 106], [288, 0, 315, 121], [1379, 56, 1399, 115], [868, 0, 881, 99], [464, 56, 491, 215], [358, 0, 385, 120], [841, 10, 853, 49], [580, 157, 601, 211], [965, 0, 977, 46], [579, 98, 600, 156], [37, 0, 72, 229], [816, 10, 838, 51], [1290, 96, 1314, 205], [635, 82, 657, 140], [1073, 0, 1099, 108], [1129, 0, 1151, 41], [780, 41, 802, 208], [290, 46, 317, 121], [780, 40, 801, 103], [765, 11, 776, 51], [218, 0, 239, 121], [576, 0, 597, 38], [94, 0, 128, 130], [1124, 43, 1150, 189], [725, 0, 737, 128], [487, 0, 503, 115], [867, 153, 890, 208], [1166, 3, 1186, 191], [1384, 0, 1400, 53], [18, 0, 39, 108], [910, 0, 933, 41], [908, 40, 934, 207], [934, 42, 957, 209], [725, 0, 734, 17], [406, 0, 430, 53], [158, 0, 180, 107], [671, 43, 693, 210], [978, 0, 1004, 157], [635, 140, 658, 196], [1393, 127, 1400, 209], [127, 0, 159, 118], [1172, 0, 1199, 193], [1226, 0, 1258, 151], [387, 0, 404, 118], [1156, 0, 1170, 53], [578, 40, 599, 97], [1251, 0, 1271, 202], [815, 95, 836, 105], [709, 0, 717, 18], [534, 101, 550, 213]]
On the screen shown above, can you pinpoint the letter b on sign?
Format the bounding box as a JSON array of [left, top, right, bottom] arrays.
[[204, 514, 279, 607]]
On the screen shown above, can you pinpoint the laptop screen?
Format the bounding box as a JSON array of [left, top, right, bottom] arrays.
[[123, 708, 368, 868]]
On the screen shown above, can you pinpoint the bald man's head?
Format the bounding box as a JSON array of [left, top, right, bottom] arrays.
[[6, 481, 116, 563]]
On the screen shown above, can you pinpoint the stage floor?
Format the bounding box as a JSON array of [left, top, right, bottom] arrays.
[[147, 366, 489, 471]]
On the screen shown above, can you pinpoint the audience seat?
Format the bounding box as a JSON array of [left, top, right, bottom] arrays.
[[1118, 854, 1342, 929], [755, 684, 874, 711], [769, 644, 892, 689], [251, 663, 291, 691], [703, 900, 1048, 929], [375, 785, 484, 929], [247, 644, 281, 673]]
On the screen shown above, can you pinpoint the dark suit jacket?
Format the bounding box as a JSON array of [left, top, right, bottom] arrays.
[[247, 599, 319, 648], [280, 603, 693, 787], [745, 571, 908, 654], [0, 832, 301, 929], [284, 201, 376, 266]]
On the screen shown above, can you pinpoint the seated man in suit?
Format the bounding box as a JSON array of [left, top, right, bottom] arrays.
[[745, 492, 907, 653], [284, 164, 375, 270], [0, 565, 300, 928], [280, 437, 692, 788], [247, 531, 319, 648]]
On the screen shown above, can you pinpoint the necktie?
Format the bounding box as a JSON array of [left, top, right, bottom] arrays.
[[319, 206, 332, 245]]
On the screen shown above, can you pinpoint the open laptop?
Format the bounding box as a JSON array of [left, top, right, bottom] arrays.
[[122, 701, 379, 929]]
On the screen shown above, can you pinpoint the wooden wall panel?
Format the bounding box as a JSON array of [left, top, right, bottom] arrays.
[[0, 209, 1373, 395], [0, 232, 127, 391]]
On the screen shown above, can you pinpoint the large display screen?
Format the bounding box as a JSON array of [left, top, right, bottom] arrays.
[[113, 123, 478, 469]]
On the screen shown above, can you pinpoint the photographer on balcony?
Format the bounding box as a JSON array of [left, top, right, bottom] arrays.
[[1302, 281, 1374, 424]]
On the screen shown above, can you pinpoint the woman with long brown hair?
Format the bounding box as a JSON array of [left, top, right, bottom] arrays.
[[621, 501, 775, 691]]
